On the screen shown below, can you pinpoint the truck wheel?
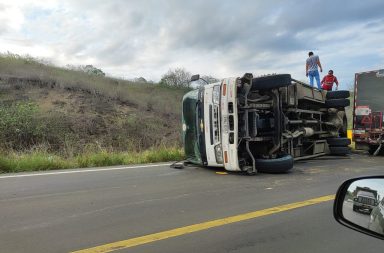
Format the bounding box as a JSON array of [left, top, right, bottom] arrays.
[[353, 205, 357, 212], [327, 137, 351, 146], [329, 146, 350, 156], [368, 145, 378, 155], [255, 154, 294, 174], [325, 98, 350, 108], [326, 90, 350, 99], [368, 145, 384, 155], [251, 74, 291, 90]]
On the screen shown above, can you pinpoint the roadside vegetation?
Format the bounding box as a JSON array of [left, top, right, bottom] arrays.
[[0, 147, 183, 173], [0, 53, 190, 173]]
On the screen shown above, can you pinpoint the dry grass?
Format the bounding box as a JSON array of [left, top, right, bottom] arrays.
[[0, 53, 189, 117]]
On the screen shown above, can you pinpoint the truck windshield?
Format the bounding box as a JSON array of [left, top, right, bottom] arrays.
[[358, 191, 375, 198], [182, 90, 201, 164]]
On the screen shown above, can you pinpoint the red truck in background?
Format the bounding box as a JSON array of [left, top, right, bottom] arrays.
[[353, 69, 384, 155]]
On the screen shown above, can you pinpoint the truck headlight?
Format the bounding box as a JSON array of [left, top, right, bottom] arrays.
[[212, 86, 220, 104], [214, 144, 223, 164]]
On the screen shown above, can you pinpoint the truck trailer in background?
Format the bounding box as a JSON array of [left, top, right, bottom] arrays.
[[353, 69, 384, 155]]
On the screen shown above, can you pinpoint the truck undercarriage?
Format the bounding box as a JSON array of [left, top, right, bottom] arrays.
[[236, 74, 350, 174]]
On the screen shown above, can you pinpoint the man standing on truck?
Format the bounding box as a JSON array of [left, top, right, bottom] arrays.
[[321, 70, 339, 91], [306, 51, 323, 89]]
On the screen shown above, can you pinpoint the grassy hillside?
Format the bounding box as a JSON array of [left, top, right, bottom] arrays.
[[0, 54, 188, 171]]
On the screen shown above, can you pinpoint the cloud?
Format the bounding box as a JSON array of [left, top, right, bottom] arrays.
[[0, 0, 383, 87], [0, 2, 25, 34]]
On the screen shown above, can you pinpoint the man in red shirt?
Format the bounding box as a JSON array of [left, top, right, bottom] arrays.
[[321, 70, 339, 91]]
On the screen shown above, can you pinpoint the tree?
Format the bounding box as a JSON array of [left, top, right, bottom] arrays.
[[160, 68, 191, 88], [83, 65, 105, 76], [67, 64, 105, 76]]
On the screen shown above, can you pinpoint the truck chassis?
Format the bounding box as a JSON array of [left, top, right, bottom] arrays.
[[236, 74, 350, 174]]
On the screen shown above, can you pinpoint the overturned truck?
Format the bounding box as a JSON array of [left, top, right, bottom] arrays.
[[182, 74, 350, 174]]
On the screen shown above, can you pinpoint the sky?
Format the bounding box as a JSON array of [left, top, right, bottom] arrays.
[[1, 0, 383, 88]]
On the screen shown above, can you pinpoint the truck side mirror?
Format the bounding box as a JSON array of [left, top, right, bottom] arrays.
[[334, 176, 384, 240], [191, 74, 200, 82]]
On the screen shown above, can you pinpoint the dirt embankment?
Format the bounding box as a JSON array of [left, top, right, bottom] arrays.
[[0, 73, 186, 156]]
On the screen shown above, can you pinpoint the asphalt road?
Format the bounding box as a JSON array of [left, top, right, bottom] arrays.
[[1, 153, 384, 253], [343, 201, 371, 229]]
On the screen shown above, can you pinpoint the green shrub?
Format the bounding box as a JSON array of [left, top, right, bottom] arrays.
[[0, 102, 44, 150]]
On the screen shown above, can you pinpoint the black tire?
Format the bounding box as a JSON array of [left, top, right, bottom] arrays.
[[325, 98, 350, 108], [368, 145, 384, 155], [255, 154, 294, 174], [251, 74, 291, 90], [353, 205, 357, 212], [326, 90, 350, 99], [329, 146, 350, 155], [368, 145, 377, 155], [327, 137, 351, 146]]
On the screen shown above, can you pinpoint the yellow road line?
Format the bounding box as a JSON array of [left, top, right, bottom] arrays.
[[71, 194, 335, 253]]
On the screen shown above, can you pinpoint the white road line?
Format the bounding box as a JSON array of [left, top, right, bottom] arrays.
[[0, 163, 172, 179]]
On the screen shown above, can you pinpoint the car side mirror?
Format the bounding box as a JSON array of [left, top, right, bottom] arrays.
[[334, 176, 384, 240]]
